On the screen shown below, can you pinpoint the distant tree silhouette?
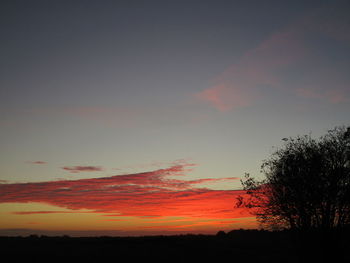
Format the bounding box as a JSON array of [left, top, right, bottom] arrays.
[[238, 126, 350, 231]]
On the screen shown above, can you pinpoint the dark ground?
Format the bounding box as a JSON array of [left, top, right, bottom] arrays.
[[1, 229, 349, 263]]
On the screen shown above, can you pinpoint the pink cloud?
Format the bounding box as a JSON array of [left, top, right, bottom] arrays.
[[195, 28, 305, 112], [196, 4, 350, 112], [326, 90, 348, 104], [195, 84, 253, 112], [62, 166, 103, 173], [0, 163, 248, 220]]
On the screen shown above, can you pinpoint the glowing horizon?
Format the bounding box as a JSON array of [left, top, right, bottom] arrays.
[[0, 162, 257, 236]]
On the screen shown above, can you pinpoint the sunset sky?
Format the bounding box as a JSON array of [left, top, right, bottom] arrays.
[[1, 0, 349, 236]]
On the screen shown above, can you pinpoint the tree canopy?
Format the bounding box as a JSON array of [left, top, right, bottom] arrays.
[[238, 126, 350, 231]]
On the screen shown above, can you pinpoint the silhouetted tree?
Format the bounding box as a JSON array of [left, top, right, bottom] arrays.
[[238, 126, 350, 231]]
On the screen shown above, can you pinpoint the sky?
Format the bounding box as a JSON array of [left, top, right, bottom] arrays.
[[0, 0, 349, 236]]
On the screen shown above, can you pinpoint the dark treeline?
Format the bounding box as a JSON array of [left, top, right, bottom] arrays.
[[1, 229, 349, 263]]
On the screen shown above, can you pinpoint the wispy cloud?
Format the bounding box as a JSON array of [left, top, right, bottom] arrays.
[[0, 163, 246, 219], [112, 159, 196, 173], [195, 29, 303, 112], [62, 166, 103, 173], [195, 84, 254, 112], [29, 161, 47, 165]]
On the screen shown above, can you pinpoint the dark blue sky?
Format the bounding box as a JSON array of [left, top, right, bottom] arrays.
[[1, 0, 319, 106]]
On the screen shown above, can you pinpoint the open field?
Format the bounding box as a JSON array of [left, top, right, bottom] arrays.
[[2, 229, 349, 263]]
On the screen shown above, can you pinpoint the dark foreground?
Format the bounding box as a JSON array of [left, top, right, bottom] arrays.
[[1, 229, 349, 263]]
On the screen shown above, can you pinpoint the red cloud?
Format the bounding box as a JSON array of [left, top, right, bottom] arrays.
[[62, 166, 103, 173], [0, 163, 248, 219]]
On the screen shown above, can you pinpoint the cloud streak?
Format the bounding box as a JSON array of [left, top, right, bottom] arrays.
[[195, 29, 303, 112], [62, 166, 103, 173], [29, 161, 47, 165], [0, 163, 247, 219]]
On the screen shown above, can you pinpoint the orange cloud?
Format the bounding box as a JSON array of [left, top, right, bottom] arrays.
[[0, 163, 247, 220]]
